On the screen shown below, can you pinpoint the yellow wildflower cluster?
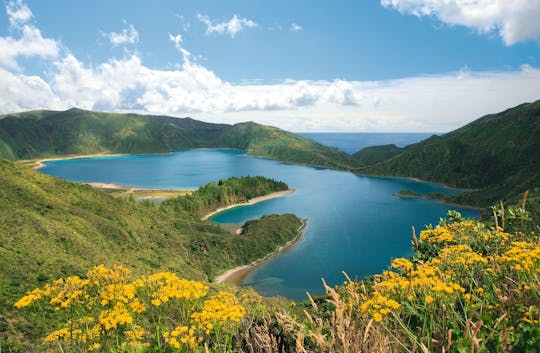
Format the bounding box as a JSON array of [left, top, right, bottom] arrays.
[[438, 244, 488, 269], [98, 302, 133, 329], [497, 241, 540, 273], [391, 258, 413, 273], [15, 264, 248, 351], [351, 217, 540, 352], [163, 291, 247, 350], [192, 291, 246, 328], [384, 261, 462, 292], [360, 292, 400, 322], [14, 275, 91, 310], [164, 326, 200, 348], [44, 318, 100, 345], [87, 264, 131, 286], [133, 272, 208, 306], [14, 287, 47, 308], [446, 220, 479, 234], [419, 227, 455, 244], [100, 283, 137, 305]]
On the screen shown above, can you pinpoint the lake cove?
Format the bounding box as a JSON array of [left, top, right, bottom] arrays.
[[41, 150, 479, 300]]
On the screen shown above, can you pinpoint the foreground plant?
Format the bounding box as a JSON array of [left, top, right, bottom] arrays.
[[14, 213, 540, 352], [15, 264, 246, 352], [275, 213, 539, 352]]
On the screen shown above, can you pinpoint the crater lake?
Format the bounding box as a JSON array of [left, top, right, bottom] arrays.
[[40, 150, 479, 300]]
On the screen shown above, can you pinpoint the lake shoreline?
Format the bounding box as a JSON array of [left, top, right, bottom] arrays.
[[392, 192, 482, 211], [84, 182, 195, 192], [31, 152, 179, 170], [201, 189, 295, 221], [215, 218, 308, 285], [32, 151, 476, 209]]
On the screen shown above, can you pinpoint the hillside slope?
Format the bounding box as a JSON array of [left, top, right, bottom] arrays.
[[352, 144, 402, 166], [358, 100, 540, 206], [218, 122, 361, 170], [0, 160, 303, 349], [0, 108, 361, 170]]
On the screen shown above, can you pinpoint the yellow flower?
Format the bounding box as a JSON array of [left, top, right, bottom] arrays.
[[391, 258, 414, 273], [88, 343, 101, 351], [420, 227, 455, 244], [425, 295, 434, 304]]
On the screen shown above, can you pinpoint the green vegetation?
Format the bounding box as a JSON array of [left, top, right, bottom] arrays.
[[0, 160, 302, 351], [358, 100, 540, 209], [4, 100, 540, 352], [97, 187, 192, 203], [13, 265, 244, 352], [161, 176, 288, 218], [394, 189, 446, 200], [275, 212, 540, 352], [13, 212, 540, 352], [394, 189, 421, 197], [0, 108, 361, 170], [353, 143, 402, 166], [235, 214, 304, 264], [218, 121, 362, 170]]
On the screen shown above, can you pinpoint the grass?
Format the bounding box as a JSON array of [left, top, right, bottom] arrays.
[[12, 211, 540, 352], [0, 160, 303, 351]]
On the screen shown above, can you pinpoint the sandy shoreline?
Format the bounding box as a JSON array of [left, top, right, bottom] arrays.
[[215, 218, 307, 284], [83, 182, 195, 192], [31, 152, 178, 170], [32, 153, 129, 170], [200, 189, 295, 220], [85, 182, 131, 189]]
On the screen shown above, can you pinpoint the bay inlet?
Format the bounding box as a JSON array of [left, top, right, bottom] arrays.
[[40, 149, 479, 300]]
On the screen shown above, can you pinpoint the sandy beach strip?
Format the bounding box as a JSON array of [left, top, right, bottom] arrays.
[[32, 153, 129, 170], [32, 151, 178, 170], [84, 182, 130, 189], [215, 218, 307, 285], [200, 189, 295, 221]]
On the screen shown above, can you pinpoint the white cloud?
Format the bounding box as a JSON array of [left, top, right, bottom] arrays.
[[0, 67, 63, 112], [168, 33, 193, 63], [291, 23, 302, 32], [381, 0, 540, 45], [168, 33, 183, 50], [0, 25, 59, 69], [6, 0, 32, 27], [37, 53, 540, 132], [104, 21, 139, 47], [197, 14, 257, 38], [1, 1, 540, 133]]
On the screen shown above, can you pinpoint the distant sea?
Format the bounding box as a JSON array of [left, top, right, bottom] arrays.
[[299, 132, 437, 154]]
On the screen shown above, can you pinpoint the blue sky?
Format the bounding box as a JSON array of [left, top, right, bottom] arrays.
[[1, 0, 540, 131]]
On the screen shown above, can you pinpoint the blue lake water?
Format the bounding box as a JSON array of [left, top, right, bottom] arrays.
[[299, 132, 436, 154], [41, 149, 478, 301]]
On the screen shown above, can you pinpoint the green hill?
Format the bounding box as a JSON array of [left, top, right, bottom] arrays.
[[217, 122, 362, 170], [352, 144, 402, 166], [0, 160, 303, 350], [0, 108, 361, 170], [357, 100, 540, 207]]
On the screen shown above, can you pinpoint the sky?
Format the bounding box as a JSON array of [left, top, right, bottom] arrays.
[[1, 0, 540, 132]]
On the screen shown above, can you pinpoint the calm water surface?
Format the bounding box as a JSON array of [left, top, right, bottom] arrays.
[[41, 150, 478, 300]]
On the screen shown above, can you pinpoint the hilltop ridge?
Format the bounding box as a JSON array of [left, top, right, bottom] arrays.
[[0, 108, 361, 170], [355, 100, 540, 208]]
